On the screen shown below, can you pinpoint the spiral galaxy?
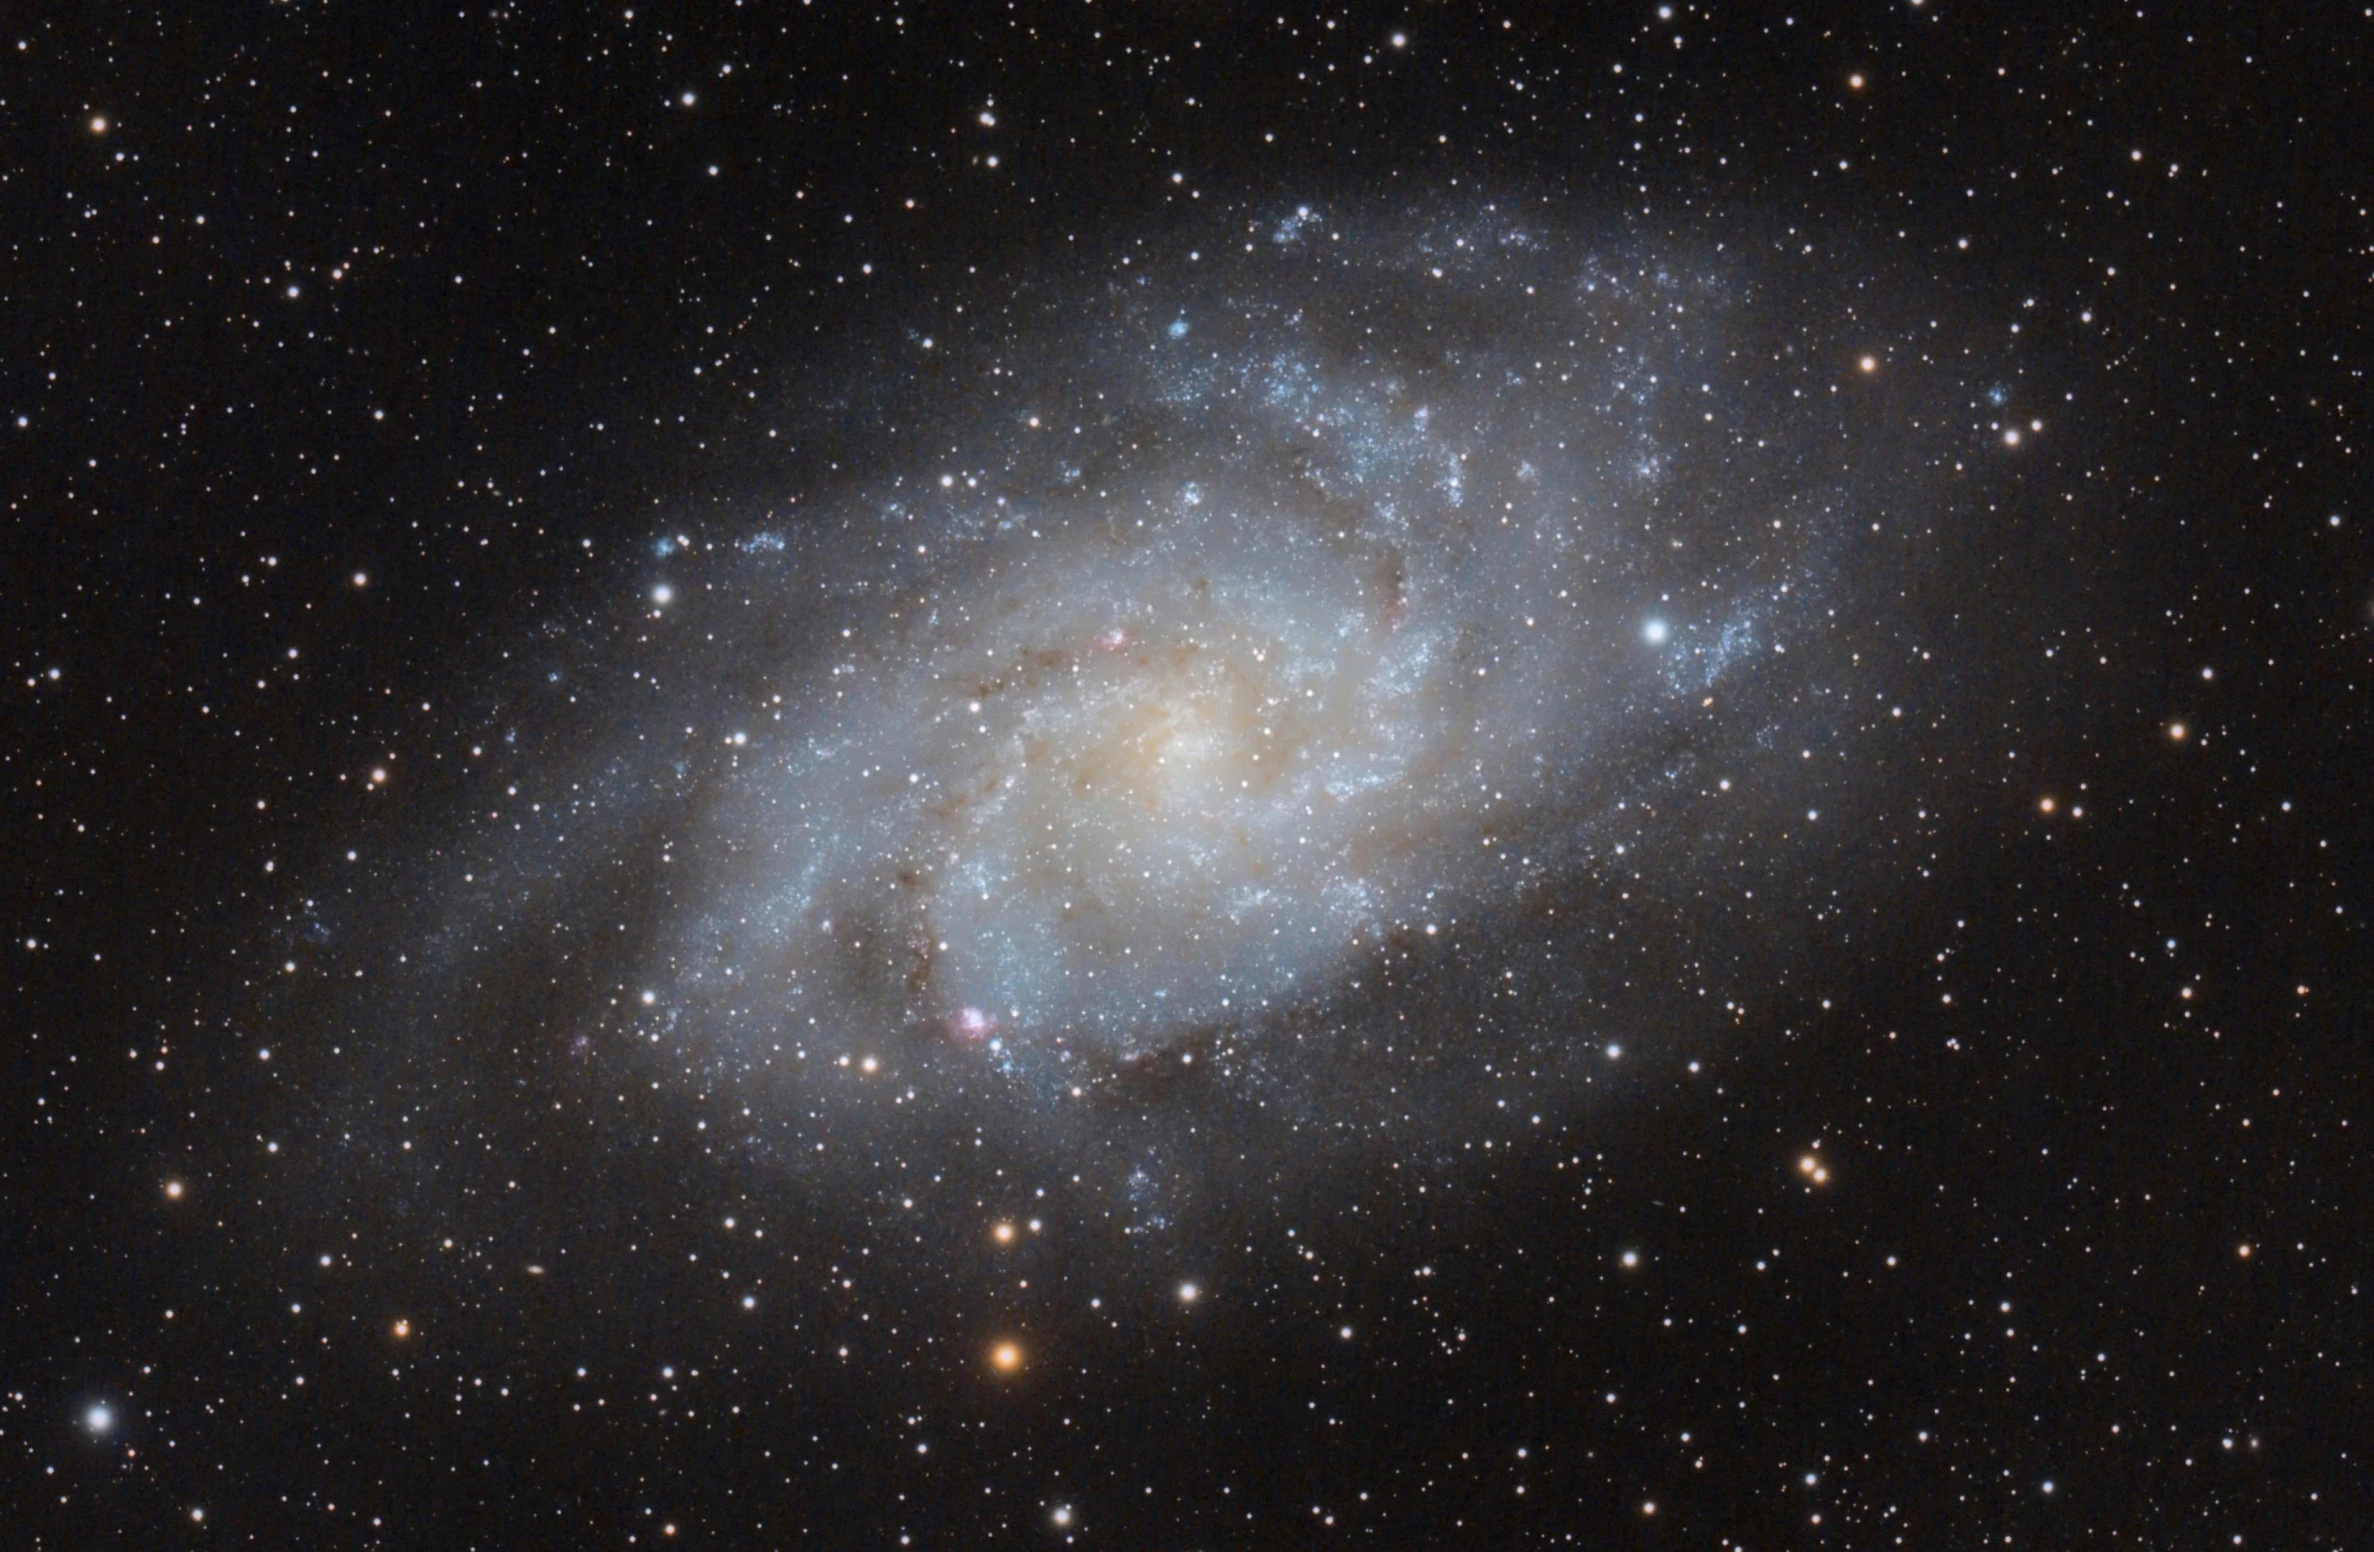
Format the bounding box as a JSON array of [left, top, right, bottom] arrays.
[[350, 200, 2003, 1213]]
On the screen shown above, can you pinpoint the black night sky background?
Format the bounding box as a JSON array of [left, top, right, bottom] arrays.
[[4, 2, 2371, 1547]]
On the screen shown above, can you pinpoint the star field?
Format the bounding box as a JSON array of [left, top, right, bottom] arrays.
[[3, 3, 2369, 1547]]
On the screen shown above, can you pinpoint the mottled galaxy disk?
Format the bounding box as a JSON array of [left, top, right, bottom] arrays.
[[313, 201, 2017, 1232]]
